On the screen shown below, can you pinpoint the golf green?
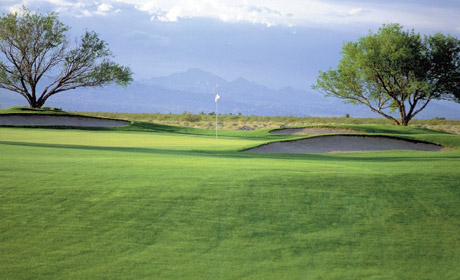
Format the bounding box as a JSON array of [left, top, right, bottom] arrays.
[[1, 123, 459, 279]]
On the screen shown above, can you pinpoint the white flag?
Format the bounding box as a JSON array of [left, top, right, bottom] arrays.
[[215, 93, 220, 102]]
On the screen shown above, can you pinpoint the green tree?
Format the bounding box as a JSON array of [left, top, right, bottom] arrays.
[[0, 7, 132, 108], [313, 24, 460, 126]]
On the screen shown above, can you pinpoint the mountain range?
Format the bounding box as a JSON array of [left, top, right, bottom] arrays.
[[1, 68, 460, 120]]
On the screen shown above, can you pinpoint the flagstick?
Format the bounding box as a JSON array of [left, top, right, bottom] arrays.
[[214, 93, 220, 139]]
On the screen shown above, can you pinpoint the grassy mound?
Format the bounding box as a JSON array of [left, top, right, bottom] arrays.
[[0, 106, 69, 115]]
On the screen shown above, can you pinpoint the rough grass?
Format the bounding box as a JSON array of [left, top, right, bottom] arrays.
[[78, 111, 460, 134], [1, 119, 460, 279], [2, 107, 459, 134]]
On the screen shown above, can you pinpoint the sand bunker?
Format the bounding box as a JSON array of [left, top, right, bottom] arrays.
[[0, 114, 130, 127], [271, 127, 366, 136], [246, 135, 452, 154]]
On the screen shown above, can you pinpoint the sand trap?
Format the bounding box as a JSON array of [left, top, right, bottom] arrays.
[[0, 114, 130, 127], [246, 135, 452, 154], [271, 127, 366, 136]]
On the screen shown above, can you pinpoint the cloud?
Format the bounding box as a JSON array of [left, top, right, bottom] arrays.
[[157, 6, 183, 22], [2, 0, 120, 17], [1, 0, 459, 32], [131, 1, 288, 26], [96, 3, 113, 15], [347, 8, 370, 16], [126, 0, 460, 33]]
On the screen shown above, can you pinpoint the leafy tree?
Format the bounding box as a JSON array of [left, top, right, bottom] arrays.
[[0, 7, 132, 108], [313, 24, 460, 126]]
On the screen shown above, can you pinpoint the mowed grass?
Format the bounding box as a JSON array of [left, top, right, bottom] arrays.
[[1, 122, 460, 279]]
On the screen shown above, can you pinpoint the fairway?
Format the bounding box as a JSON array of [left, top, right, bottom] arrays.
[[1, 122, 460, 279]]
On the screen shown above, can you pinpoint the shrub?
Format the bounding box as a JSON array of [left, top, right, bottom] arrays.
[[182, 113, 202, 122]]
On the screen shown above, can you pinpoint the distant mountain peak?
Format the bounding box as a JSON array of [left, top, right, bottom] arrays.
[[231, 77, 249, 83], [170, 68, 225, 81], [143, 68, 227, 94], [184, 67, 214, 75]]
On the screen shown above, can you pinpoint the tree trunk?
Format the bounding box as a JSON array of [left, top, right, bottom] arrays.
[[397, 102, 412, 126], [27, 98, 43, 109], [400, 116, 411, 126]]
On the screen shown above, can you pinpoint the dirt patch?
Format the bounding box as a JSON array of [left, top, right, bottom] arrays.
[[271, 127, 366, 136], [246, 135, 452, 154], [237, 125, 255, 131], [0, 114, 130, 127]]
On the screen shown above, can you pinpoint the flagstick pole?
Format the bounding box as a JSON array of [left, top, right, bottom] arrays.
[[215, 100, 218, 139]]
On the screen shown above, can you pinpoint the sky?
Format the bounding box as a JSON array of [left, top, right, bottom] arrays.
[[1, 0, 459, 89]]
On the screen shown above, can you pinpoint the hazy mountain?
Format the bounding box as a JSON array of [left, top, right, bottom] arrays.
[[1, 68, 460, 119], [142, 68, 227, 94]]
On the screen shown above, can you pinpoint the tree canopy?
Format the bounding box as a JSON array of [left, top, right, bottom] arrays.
[[0, 7, 133, 108], [313, 24, 460, 125]]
